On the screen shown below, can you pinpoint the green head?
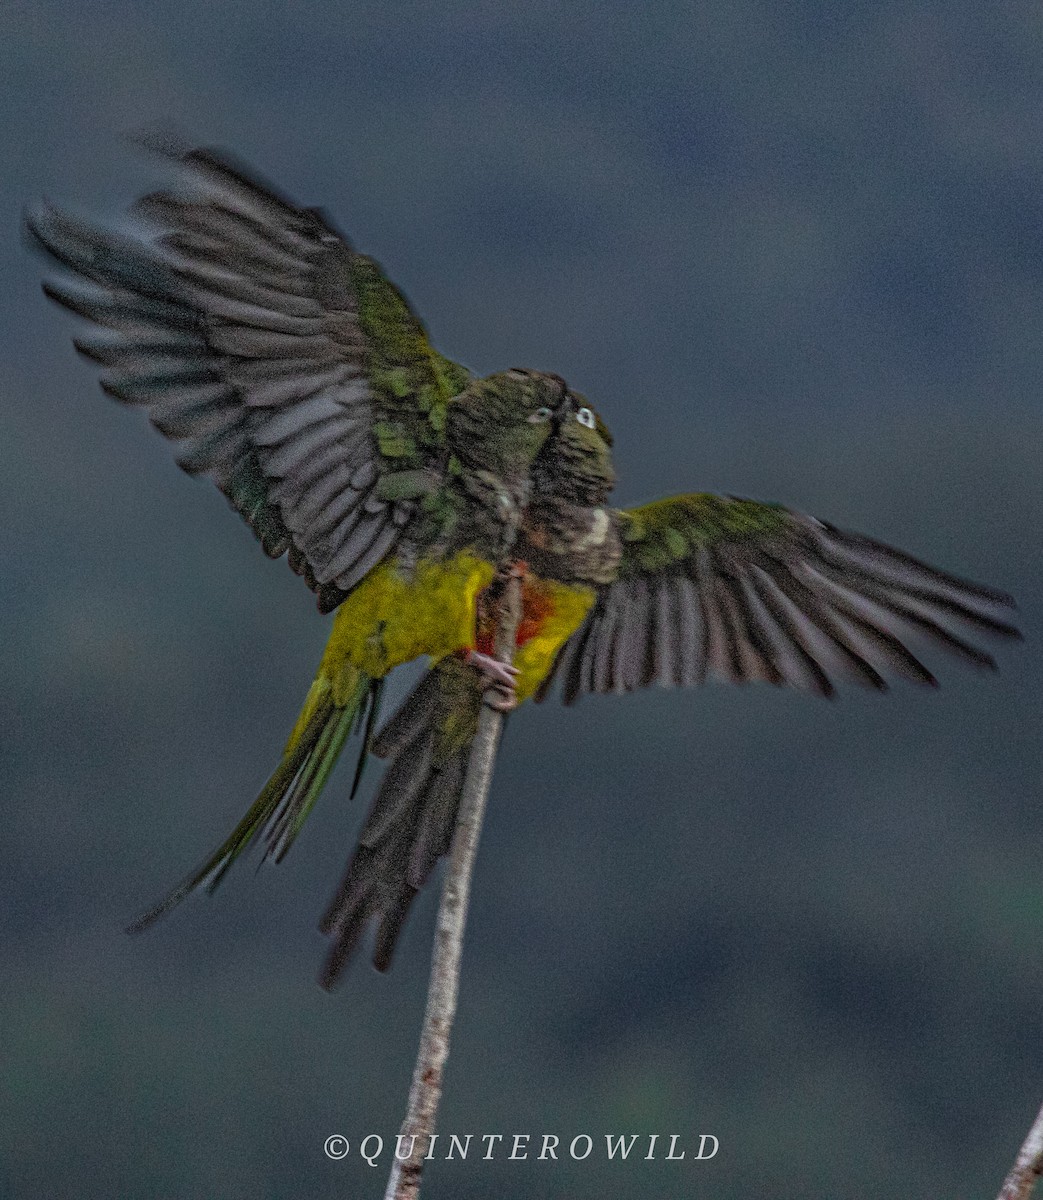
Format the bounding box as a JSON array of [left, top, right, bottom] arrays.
[[531, 385, 616, 505], [445, 368, 570, 480]]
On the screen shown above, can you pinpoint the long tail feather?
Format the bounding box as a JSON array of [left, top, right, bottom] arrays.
[[318, 658, 483, 987], [127, 670, 379, 933]]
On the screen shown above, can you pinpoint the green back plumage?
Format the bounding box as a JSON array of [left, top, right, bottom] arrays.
[[617, 494, 792, 575], [348, 254, 469, 466]]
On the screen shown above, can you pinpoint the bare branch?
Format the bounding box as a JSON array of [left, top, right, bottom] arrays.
[[998, 1100, 1043, 1200], [383, 573, 522, 1200]]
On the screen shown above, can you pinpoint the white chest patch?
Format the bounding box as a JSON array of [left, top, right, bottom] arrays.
[[574, 507, 610, 551]]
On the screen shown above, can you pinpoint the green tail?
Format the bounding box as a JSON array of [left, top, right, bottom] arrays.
[[126, 672, 383, 933]]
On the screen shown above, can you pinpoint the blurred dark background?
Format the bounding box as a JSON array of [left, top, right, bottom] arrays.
[[3, 3, 1043, 1197]]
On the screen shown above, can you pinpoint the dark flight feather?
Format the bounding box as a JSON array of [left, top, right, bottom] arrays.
[[539, 495, 1018, 704], [26, 143, 473, 611]]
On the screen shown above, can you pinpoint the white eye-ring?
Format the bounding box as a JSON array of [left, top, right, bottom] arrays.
[[528, 406, 554, 423], [576, 407, 596, 428]]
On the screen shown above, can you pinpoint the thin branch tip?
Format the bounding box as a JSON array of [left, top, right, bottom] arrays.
[[997, 1099, 1043, 1200]]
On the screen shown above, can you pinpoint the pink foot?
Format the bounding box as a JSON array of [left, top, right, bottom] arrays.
[[466, 650, 520, 689], [465, 650, 520, 711]]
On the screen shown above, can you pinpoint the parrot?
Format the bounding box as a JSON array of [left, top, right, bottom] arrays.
[[24, 141, 591, 924], [320, 389, 619, 981], [317, 401, 1021, 985]]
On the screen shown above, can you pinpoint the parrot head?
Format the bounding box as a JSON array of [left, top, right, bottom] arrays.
[[445, 368, 573, 479], [531, 386, 616, 505]]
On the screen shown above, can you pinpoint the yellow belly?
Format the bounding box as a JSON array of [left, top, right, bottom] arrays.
[[513, 577, 596, 703], [322, 551, 496, 686], [287, 551, 496, 750]]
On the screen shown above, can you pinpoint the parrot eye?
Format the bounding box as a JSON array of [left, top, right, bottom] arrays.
[[528, 406, 553, 423], [576, 407, 596, 428]]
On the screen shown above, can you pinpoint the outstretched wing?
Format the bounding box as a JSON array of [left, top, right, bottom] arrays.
[[540, 494, 1020, 703], [26, 142, 470, 612]]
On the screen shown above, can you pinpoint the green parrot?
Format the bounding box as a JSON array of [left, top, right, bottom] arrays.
[[24, 142, 588, 922], [318, 404, 1020, 985], [320, 391, 618, 981]]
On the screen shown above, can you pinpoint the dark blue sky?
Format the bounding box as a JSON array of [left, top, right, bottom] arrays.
[[3, 3, 1042, 1197]]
